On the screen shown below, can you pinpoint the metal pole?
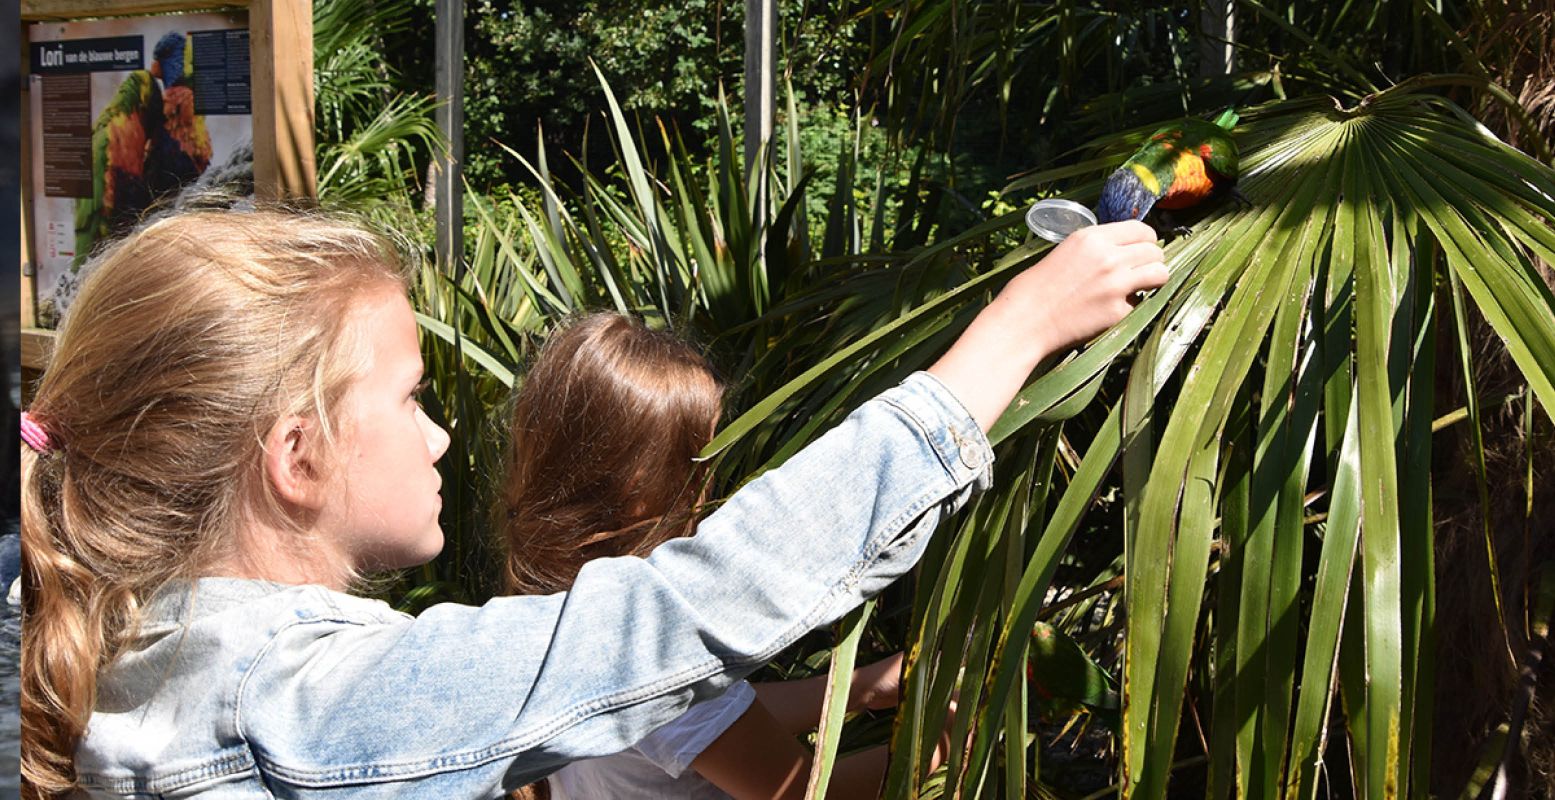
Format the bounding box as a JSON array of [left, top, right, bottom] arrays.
[[432, 0, 468, 585], [743, 0, 776, 178], [744, 0, 776, 278], [434, 0, 465, 273]]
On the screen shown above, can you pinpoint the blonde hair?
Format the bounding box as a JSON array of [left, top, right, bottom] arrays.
[[20, 208, 410, 797]]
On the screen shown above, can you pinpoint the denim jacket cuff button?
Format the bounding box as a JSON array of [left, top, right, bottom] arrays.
[[954, 429, 986, 471], [891, 372, 996, 489]]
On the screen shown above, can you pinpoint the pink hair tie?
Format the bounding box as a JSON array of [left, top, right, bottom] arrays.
[[20, 412, 53, 454]]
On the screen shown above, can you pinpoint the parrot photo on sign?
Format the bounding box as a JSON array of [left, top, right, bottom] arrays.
[[1094, 108, 1244, 237], [73, 70, 157, 267], [148, 31, 213, 196], [73, 31, 212, 269]]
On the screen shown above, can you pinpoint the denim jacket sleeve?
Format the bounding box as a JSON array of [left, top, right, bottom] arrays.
[[242, 372, 994, 798]]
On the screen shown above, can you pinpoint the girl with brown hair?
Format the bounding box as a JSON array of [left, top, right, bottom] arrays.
[[19, 207, 1164, 798], [499, 312, 914, 798]]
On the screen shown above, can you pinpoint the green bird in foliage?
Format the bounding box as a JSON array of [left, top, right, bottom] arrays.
[[1095, 108, 1243, 235], [1027, 621, 1119, 728]]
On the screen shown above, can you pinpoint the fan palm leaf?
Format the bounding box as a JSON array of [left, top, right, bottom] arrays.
[[705, 82, 1555, 798]]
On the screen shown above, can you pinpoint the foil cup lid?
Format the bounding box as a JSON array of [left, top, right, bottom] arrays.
[[1025, 199, 1097, 243]]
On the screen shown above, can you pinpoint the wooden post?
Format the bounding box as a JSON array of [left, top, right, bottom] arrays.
[[250, 0, 316, 201], [19, 20, 34, 331], [433, 0, 464, 274], [18, 19, 50, 391]]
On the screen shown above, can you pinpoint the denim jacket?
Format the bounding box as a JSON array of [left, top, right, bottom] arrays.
[[75, 372, 994, 798]]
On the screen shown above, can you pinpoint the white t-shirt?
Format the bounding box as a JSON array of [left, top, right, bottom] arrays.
[[547, 680, 757, 799]]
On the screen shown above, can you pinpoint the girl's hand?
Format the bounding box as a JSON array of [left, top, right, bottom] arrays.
[[854, 652, 906, 711], [1007, 220, 1167, 356], [929, 220, 1167, 433]]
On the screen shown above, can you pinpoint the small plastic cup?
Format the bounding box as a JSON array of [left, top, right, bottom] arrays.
[[1025, 199, 1097, 243]]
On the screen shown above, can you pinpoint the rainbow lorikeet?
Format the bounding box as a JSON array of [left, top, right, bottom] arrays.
[[1095, 109, 1242, 236], [74, 70, 159, 267], [148, 32, 212, 198], [1026, 621, 1119, 728], [72, 31, 212, 268]]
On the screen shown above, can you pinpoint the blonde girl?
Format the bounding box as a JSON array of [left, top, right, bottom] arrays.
[[21, 208, 1165, 798]]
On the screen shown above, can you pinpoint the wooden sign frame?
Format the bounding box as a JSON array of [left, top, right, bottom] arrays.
[[18, 0, 314, 373]]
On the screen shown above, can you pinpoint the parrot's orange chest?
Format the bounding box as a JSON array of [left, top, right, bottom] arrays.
[[1155, 151, 1217, 210]]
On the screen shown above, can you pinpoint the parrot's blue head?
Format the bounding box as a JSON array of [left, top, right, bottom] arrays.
[[153, 32, 186, 86], [1095, 167, 1159, 224]]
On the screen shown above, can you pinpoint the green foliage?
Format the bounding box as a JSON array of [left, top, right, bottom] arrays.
[[461, 0, 867, 188], [461, 0, 721, 185], [313, 0, 441, 228]]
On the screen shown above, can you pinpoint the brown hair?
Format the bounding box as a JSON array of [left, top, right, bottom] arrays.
[[20, 208, 409, 797], [498, 312, 723, 596]]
